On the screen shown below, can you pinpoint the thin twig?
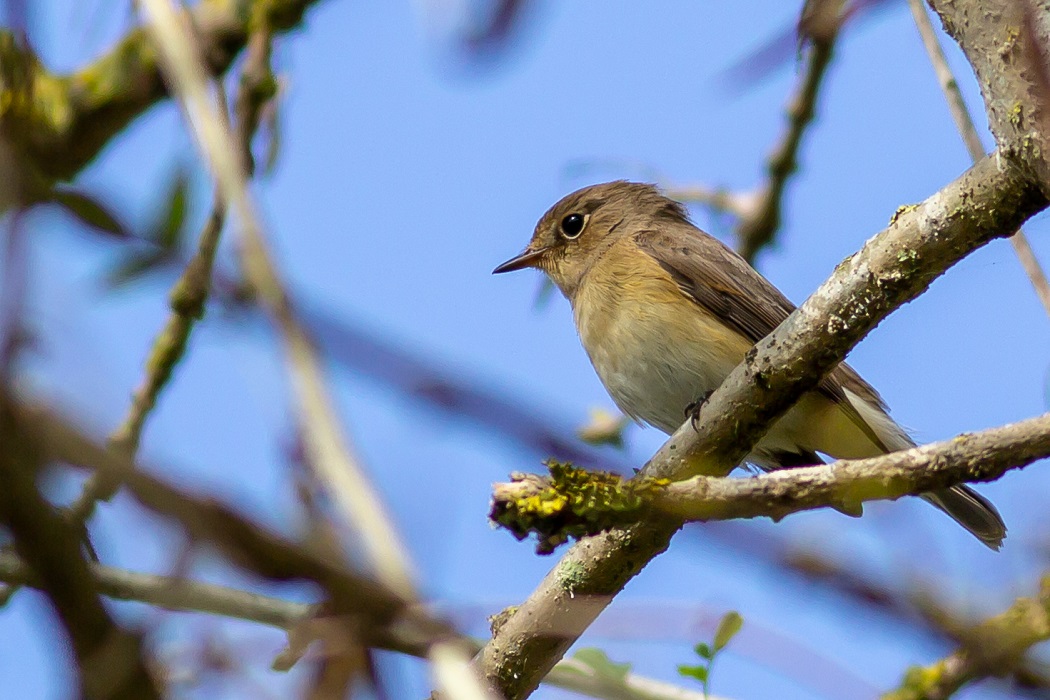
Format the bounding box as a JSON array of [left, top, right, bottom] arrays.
[[0, 552, 310, 629], [135, 3, 492, 697], [66, 182, 227, 525], [736, 34, 836, 262], [663, 412, 1049, 520], [908, 0, 1050, 318], [661, 184, 752, 221], [68, 23, 279, 526], [0, 547, 712, 700], [669, 30, 838, 263], [884, 576, 1050, 700]]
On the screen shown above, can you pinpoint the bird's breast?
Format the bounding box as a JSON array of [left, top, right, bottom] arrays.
[[571, 246, 752, 434]]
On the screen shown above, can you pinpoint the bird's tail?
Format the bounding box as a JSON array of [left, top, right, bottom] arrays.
[[920, 486, 1007, 551], [834, 389, 1007, 550]]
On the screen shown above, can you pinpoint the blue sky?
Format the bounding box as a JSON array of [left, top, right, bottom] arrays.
[[5, 1, 1050, 698]]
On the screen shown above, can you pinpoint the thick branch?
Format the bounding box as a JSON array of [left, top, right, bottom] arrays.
[[927, 0, 1050, 193], [0, 400, 161, 698], [0, 0, 320, 185], [476, 153, 1047, 699], [908, 0, 1050, 319]]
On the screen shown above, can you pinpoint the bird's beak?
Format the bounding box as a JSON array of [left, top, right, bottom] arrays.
[[492, 247, 548, 274]]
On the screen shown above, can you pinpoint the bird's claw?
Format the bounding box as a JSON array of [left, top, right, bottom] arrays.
[[684, 391, 714, 431]]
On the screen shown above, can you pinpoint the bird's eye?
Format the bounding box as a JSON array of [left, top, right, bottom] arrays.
[[560, 213, 587, 239]]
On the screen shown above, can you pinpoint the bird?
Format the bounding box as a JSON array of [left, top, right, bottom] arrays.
[[493, 180, 1006, 549]]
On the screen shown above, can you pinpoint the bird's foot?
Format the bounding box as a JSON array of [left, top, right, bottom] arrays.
[[685, 391, 714, 431]]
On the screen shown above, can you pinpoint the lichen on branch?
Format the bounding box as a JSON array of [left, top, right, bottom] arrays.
[[0, 0, 321, 190], [490, 461, 669, 554]]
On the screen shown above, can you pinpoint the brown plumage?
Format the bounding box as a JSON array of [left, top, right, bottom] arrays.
[[495, 181, 1006, 549]]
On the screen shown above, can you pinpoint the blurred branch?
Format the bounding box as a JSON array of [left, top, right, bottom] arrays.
[[0, 544, 709, 699], [703, 528, 1050, 695], [0, 398, 162, 698], [135, 2, 492, 696], [667, 13, 840, 263], [139, 0, 417, 598], [491, 413, 1050, 547], [477, 151, 1047, 699], [0, 209, 27, 379], [908, 0, 1050, 318], [66, 187, 227, 524], [0, 551, 311, 630], [17, 397, 457, 651], [297, 301, 629, 468], [461, 0, 533, 56], [0, 0, 321, 190], [738, 29, 834, 261], [547, 657, 712, 700], [885, 576, 1050, 700], [67, 16, 279, 540]]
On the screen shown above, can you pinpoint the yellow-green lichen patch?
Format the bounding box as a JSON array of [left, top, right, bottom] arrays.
[[889, 203, 919, 227], [489, 461, 669, 554]]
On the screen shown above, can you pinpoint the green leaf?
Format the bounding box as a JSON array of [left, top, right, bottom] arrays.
[[148, 169, 190, 250], [693, 642, 713, 660], [105, 251, 172, 288], [570, 648, 631, 684], [51, 188, 130, 240], [713, 611, 743, 652], [677, 664, 708, 683]]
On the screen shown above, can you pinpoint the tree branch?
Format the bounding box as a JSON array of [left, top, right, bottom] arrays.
[[14, 397, 464, 650], [0, 0, 321, 187], [0, 551, 310, 629], [927, 0, 1050, 194], [667, 13, 840, 263], [736, 32, 835, 261], [0, 398, 161, 698], [0, 549, 711, 700], [908, 0, 1050, 319], [885, 576, 1050, 700], [66, 14, 278, 530], [492, 413, 1050, 540], [664, 412, 1050, 520]]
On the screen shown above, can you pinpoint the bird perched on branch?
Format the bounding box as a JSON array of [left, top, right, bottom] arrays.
[[494, 181, 1006, 549]]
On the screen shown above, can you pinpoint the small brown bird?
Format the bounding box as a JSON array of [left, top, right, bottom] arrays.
[[494, 181, 1006, 549]]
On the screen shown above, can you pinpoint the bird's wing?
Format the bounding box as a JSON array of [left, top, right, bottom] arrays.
[[634, 225, 889, 450]]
